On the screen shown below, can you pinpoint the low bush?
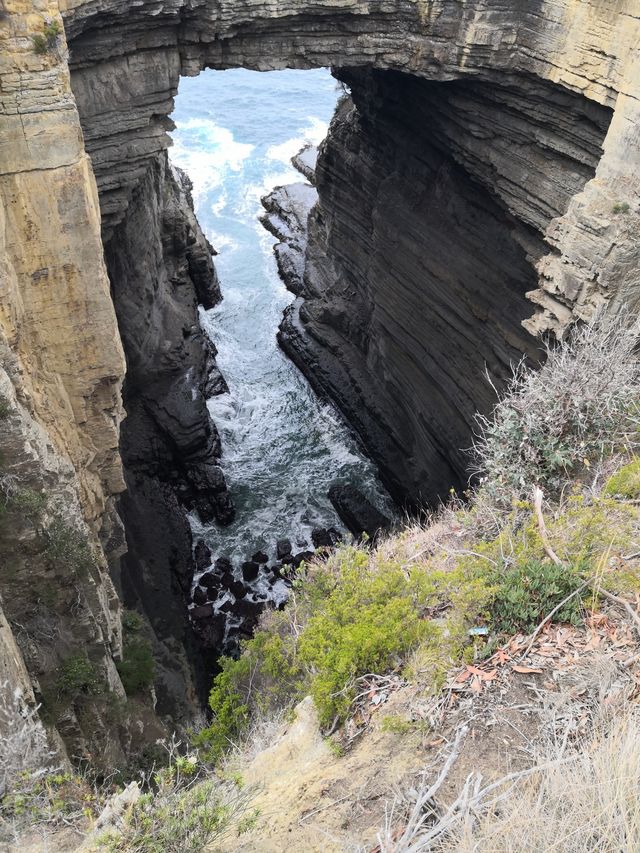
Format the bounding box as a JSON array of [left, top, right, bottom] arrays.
[[100, 780, 241, 853], [99, 737, 257, 853], [491, 558, 584, 633], [604, 459, 640, 499], [56, 653, 102, 700], [117, 611, 155, 696], [612, 201, 630, 214], [197, 546, 493, 759], [473, 319, 640, 506], [32, 19, 60, 55], [44, 517, 98, 579]]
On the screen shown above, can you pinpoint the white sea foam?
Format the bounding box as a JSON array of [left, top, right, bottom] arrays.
[[265, 116, 329, 165], [170, 118, 254, 206]]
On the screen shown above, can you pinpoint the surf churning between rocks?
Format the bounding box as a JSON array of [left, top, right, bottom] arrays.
[[170, 69, 393, 636]]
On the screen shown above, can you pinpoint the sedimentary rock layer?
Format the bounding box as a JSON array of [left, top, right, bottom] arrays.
[[1, 0, 640, 751], [104, 153, 233, 716], [280, 69, 613, 504]]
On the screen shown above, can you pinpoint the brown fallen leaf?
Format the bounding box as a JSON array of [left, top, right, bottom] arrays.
[[470, 676, 483, 694], [512, 665, 543, 674], [480, 669, 498, 681], [455, 669, 472, 683]]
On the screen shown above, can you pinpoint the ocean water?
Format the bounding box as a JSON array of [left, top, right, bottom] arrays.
[[170, 68, 393, 565]]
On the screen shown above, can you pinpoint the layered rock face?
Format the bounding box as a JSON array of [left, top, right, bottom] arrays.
[[280, 69, 613, 504], [104, 153, 233, 715], [2, 0, 640, 759]]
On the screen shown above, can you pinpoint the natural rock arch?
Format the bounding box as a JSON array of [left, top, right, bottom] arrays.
[[0, 0, 638, 751]]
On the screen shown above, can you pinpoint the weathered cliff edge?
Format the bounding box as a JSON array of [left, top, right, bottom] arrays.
[[1, 0, 640, 756]]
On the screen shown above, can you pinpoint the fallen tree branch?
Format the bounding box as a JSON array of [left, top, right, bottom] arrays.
[[532, 485, 562, 566]]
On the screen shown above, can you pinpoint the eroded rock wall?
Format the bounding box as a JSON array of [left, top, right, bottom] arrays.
[[280, 69, 613, 504], [104, 152, 233, 716], [1, 0, 640, 762]]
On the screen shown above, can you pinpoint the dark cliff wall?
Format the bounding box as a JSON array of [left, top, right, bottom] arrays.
[[280, 69, 611, 506], [103, 152, 232, 718]]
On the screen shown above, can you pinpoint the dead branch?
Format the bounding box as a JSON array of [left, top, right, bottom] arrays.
[[532, 485, 562, 566]]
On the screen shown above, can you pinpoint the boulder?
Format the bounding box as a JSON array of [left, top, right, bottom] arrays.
[[311, 527, 333, 549], [190, 603, 214, 621], [199, 571, 218, 591], [242, 561, 260, 581], [328, 484, 391, 540], [251, 550, 269, 564], [292, 550, 315, 569], [192, 586, 207, 606], [194, 540, 212, 572], [230, 580, 248, 599], [276, 538, 293, 561]]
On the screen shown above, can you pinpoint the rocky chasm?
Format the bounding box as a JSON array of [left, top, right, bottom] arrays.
[[1, 0, 640, 759]]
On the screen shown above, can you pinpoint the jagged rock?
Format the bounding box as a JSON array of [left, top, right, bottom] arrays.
[[192, 586, 208, 606], [194, 541, 212, 572], [328, 484, 391, 540], [242, 561, 260, 582], [252, 550, 269, 564], [261, 183, 317, 296], [277, 539, 293, 562], [292, 144, 318, 185]]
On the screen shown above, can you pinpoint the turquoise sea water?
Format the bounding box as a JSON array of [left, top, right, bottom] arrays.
[[170, 68, 393, 563]]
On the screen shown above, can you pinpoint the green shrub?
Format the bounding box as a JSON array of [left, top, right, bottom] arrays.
[[613, 201, 630, 214], [491, 559, 584, 634], [121, 609, 146, 633], [9, 488, 47, 521], [100, 780, 248, 853], [56, 653, 102, 700], [32, 34, 48, 54], [197, 546, 492, 759], [44, 517, 97, 579], [116, 610, 154, 696], [604, 460, 640, 499], [32, 19, 60, 55]]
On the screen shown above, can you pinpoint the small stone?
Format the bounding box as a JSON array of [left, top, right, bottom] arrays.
[[251, 550, 269, 564]]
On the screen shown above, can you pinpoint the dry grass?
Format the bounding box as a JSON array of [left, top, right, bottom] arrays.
[[443, 706, 640, 853], [375, 697, 640, 853]]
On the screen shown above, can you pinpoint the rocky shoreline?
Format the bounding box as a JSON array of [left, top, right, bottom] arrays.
[[188, 479, 393, 655]]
